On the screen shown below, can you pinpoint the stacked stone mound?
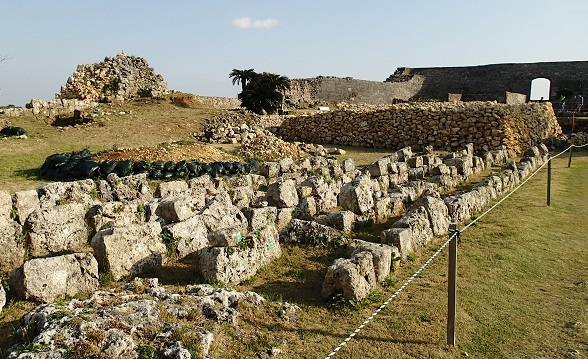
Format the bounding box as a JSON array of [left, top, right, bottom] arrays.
[[198, 111, 283, 144], [241, 130, 306, 161], [58, 53, 168, 102], [279, 101, 561, 156]]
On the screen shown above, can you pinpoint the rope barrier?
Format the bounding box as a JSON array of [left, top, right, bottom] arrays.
[[324, 142, 588, 358]]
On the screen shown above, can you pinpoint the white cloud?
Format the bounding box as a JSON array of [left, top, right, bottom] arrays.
[[232, 17, 279, 30]]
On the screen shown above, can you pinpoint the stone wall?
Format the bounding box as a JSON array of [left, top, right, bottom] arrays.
[[286, 61, 588, 105], [386, 61, 588, 103], [25, 98, 98, 116], [193, 95, 241, 109], [279, 101, 561, 155], [58, 53, 168, 102], [287, 76, 425, 106]]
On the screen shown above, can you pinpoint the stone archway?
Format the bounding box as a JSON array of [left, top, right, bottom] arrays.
[[530, 78, 551, 101]]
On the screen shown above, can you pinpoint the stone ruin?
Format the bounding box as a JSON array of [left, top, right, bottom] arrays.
[[57, 53, 168, 102], [0, 140, 552, 357]]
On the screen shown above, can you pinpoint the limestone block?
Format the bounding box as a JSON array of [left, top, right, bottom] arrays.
[[339, 175, 374, 215], [392, 206, 433, 247], [396, 147, 412, 161], [266, 179, 299, 208], [315, 211, 355, 233], [106, 173, 153, 203], [91, 222, 167, 280], [155, 195, 201, 223], [276, 207, 295, 230], [0, 215, 25, 272], [406, 156, 424, 168], [13, 189, 40, 225], [381, 227, 413, 259], [199, 192, 248, 232], [242, 206, 278, 231], [37, 179, 99, 208], [208, 225, 245, 247], [347, 239, 397, 282], [154, 180, 189, 198], [232, 185, 254, 209], [301, 176, 338, 212], [368, 158, 390, 177], [86, 201, 144, 234], [198, 225, 281, 284], [278, 157, 294, 173], [260, 162, 280, 178], [0, 283, 5, 314], [163, 215, 209, 259], [341, 158, 355, 173], [293, 196, 317, 220], [25, 203, 88, 258], [413, 195, 450, 236], [10, 253, 99, 303], [0, 190, 12, 218], [280, 219, 348, 246], [321, 252, 375, 302]]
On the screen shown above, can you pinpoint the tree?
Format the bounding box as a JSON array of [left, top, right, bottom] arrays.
[[231, 70, 290, 114], [229, 68, 256, 92]]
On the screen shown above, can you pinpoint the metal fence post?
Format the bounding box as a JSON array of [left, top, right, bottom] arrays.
[[447, 223, 459, 346], [547, 159, 552, 206], [568, 147, 573, 168]]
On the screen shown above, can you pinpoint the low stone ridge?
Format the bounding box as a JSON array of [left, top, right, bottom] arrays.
[[4, 278, 294, 358], [10, 253, 99, 303], [58, 53, 168, 102]]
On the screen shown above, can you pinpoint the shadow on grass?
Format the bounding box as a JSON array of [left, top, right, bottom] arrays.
[[14, 168, 42, 182]]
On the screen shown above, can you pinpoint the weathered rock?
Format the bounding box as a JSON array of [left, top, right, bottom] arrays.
[[0, 190, 12, 218], [208, 225, 245, 247], [154, 180, 189, 198], [341, 158, 355, 173], [266, 179, 299, 208], [155, 195, 201, 223], [412, 194, 450, 236], [293, 196, 317, 220], [242, 206, 278, 231], [163, 341, 192, 359], [0, 215, 25, 272], [369, 158, 390, 177], [198, 225, 281, 284], [10, 253, 99, 303], [25, 203, 88, 258], [339, 175, 374, 215], [280, 219, 348, 246], [275, 207, 295, 230], [163, 215, 209, 259], [86, 201, 145, 235], [37, 180, 99, 208], [91, 222, 167, 280], [300, 176, 338, 212], [13, 189, 39, 225], [231, 185, 254, 209], [0, 283, 5, 314], [321, 252, 376, 302], [199, 193, 248, 233], [347, 239, 397, 282], [105, 173, 153, 202], [392, 206, 433, 247], [380, 227, 413, 259], [260, 162, 280, 178], [315, 211, 355, 233]]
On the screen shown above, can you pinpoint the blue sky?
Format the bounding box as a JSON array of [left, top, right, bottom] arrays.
[[1, 0, 587, 106]]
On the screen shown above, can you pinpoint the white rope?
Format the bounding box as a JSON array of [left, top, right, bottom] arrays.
[[324, 142, 588, 358]]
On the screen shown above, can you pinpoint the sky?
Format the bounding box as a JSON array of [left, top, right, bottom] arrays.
[[1, 0, 587, 107]]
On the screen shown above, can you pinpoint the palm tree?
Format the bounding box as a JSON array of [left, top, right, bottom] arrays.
[[229, 69, 256, 92]]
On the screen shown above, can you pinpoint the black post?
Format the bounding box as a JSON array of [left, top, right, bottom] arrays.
[[568, 147, 573, 168], [447, 224, 459, 346], [547, 159, 552, 206]]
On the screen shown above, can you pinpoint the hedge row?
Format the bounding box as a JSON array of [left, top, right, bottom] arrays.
[[40, 149, 258, 181]]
